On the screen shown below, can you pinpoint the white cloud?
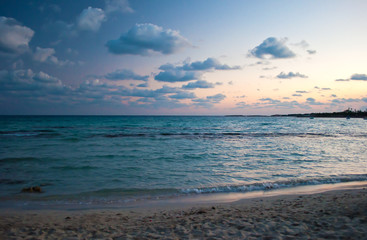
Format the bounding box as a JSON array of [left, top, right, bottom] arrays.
[[0, 16, 34, 55], [104, 0, 133, 14], [33, 47, 74, 66], [77, 7, 106, 32]]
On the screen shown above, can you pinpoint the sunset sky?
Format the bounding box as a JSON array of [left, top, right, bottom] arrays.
[[1, 0, 366, 115]]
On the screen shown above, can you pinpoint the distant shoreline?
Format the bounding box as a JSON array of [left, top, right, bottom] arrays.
[[227, 109, 367, 118]]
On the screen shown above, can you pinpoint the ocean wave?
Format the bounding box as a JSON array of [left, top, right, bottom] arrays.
[[0, 130, 60, 138], [101, 132, 343, 139], [50, 165, 98, 171], [0, 157, 39, 163], [180, 174, 367, 194]]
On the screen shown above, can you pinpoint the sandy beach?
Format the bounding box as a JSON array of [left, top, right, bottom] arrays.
[[1, 184, 367, 240]]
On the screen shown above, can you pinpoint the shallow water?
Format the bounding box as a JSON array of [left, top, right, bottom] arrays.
[[1, 116, 367, 206]]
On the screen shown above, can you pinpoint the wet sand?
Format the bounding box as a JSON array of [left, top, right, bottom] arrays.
[[1, 184, 367, 239]]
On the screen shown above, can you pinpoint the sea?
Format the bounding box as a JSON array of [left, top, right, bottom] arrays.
[[1, 116, 367, 209]]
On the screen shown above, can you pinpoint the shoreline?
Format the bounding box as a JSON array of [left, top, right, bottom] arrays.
[[1, 182, 367, 239], [1, 181, 367, 211]]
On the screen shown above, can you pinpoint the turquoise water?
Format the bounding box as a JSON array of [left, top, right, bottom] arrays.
[[1, 116, 367, 207]]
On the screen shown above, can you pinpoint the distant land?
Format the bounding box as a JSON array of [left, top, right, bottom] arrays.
[[227, 109, 367, 118]]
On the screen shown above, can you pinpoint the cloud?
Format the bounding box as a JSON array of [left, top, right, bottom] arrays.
[[170, 91, 197, 99], [33, 47, 73, 66], [350, 73, 367, 81], [235, 101, 249, 108], [137, 82, 148, 88], [256, 97, 310, 110], [104, 0, 133, 14], [259, 98, 281, 104], [293, 40, 309, 49], [207, 93, 226, 103], [33, 47, 55, 62], [105, 69, 149, 81], [307, 50, 316, 55], [181, 58, 241, 71], [335, 73, 367, 82], [155, 58, 239, 83], [77, 7, 106, 32], [0, 69, 64, 93], [182, 80, 215, 89], [295, 91, 309, 93], [155, 69, 200, 82], [276, 72, 308, 79], [292, 94, 302, 97], [306, 98, 324, 105], [250, 37, 295, 59], [331, 98, 363, 104], [0, 16, 34, 55], [192, 93, 226, 108], [106, 23, 190, 55]]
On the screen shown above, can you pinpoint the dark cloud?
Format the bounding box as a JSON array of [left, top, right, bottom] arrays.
[[0, 69, 65, 93], [192, 93, 226, 108], [335, 78, 350, 82], [351, 73, 367, 81], [335, 73, 367, 82], [181, 58, 241, 71], [234, 101, 249, 108], [257, 97, 309, 109], [106, 23, 190, 55], [296, 91, 309, 93], [154, 70, 200, 82], [207, 93, 226, 103], [277, 72, 308, 79], [105, 69, 149, 81], [262, 66, 277, 71], [250, 37, 295, 59], [307, 49, 316, 55], [170, 91, 197, 99], [331, 98, 362, 104], [259, 98, 281, 104], [292, 94, 302, 97], [137, 82, 148, 88], [182, 80, 215, 89], [155, 58, 239, 83], [306, 98, 324, 105], [0, 16, 34, 55]]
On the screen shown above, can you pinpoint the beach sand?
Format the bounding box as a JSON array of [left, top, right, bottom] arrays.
[[1, 185, 367, 239]]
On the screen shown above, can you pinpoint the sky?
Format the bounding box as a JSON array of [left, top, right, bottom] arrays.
[[0, 0, 366, 115]]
